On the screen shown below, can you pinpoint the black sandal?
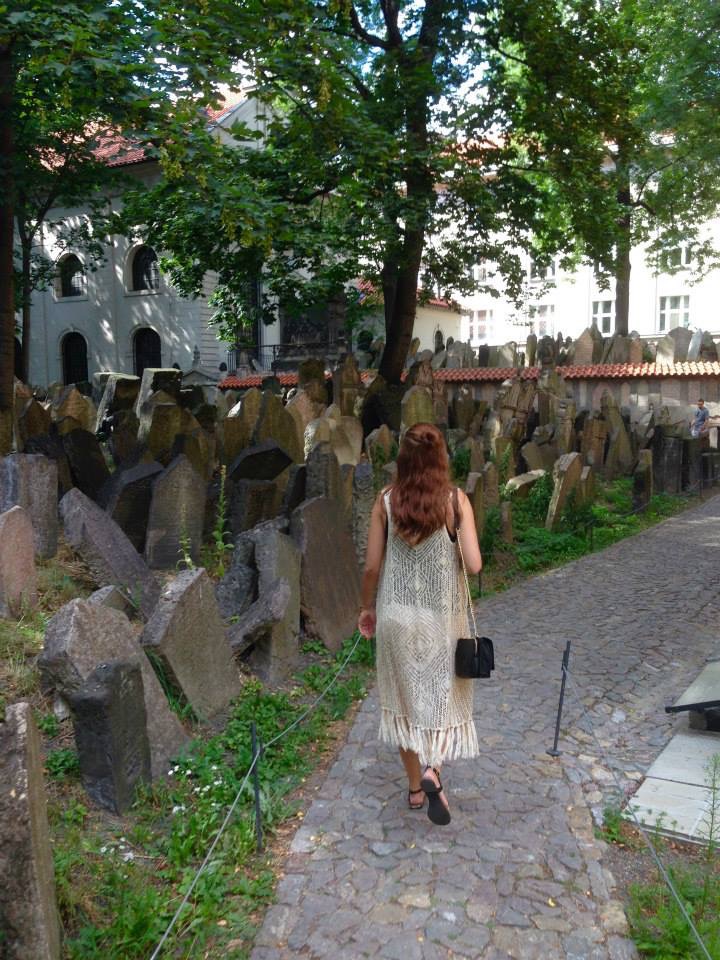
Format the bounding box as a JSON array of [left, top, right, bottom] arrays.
[[420, 767, 451, 826], [408, 788, 425, 810]]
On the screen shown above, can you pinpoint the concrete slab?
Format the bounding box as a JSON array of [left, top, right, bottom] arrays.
[[645, 730, 720, 784], [666, 659, 720, 713]]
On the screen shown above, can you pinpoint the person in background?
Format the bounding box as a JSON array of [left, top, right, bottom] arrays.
[[690, 398, 710, 439], [358, 422, 482, 826]]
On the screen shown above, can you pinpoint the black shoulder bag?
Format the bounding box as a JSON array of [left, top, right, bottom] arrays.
[[452, 488, 495, 679]]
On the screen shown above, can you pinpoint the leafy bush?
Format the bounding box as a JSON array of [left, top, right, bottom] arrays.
[[515, 527, 586, 571], [451, 446, 471, 484], [481, 506, 502, 558], [46, 748, 80, 782]]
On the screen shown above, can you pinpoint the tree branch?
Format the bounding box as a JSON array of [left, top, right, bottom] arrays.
[[349, 6, 390, 50], [379, 1, 403, 47]]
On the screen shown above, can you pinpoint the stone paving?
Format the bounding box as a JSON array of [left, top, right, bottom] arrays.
[[251, 494, 720, 959]]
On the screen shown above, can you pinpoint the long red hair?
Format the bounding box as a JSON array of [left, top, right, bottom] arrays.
[[390, 422, 451, 544]]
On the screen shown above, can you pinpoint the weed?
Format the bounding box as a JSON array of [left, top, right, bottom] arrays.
[[451, 446, 471, 484], [201, 465, 233, 578], [177, 528, 195, 571], [46, 748, 81, 782], [36, 711, 61, 737]]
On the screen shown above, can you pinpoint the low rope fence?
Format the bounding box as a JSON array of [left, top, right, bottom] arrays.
[[148, 632, 363, 959]]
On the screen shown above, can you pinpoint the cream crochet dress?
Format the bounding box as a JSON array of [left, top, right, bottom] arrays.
[[376, 491, 479, 768]]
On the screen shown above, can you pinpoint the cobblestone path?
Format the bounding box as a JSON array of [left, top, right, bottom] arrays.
[[252, 494, 720, 959]]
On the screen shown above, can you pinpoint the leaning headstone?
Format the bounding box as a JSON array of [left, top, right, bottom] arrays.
[[0, 454, 58, 558], [62, 428, 112, 501], [305, 441, 342, 502], [687, 329, 704, 362], [573, 327, 603, 365], [451, 387, 476, 432], [99, 461, 163, 553], [95, 374, 140, 432], [365, 423, 395, 464], [107, 409, 141, 466], [137, 400, 182, 465], [580, 414, 608, 470], [68, 660, 151, 814], [401, 385, 434, 432], [500, 502, 513, 544], [141, 569, 241, 720], [145, 456, 206, 570], [601, 393, 634, 479], [546, 452, 583, 531], [654, 334, 676, 365], [667, 326, 693, 363], [252, 390, 303, 463], [0, 506, 37, 618], [505, 470, 546, 499], [290, 497, 361, 652], [39, 599, 187, 780], [215, 536, 258, 620], [223, 388, 262, 465], [88, 585, 135, 617], [60, 488, 160, 619], [632, 449, 653, 510], [700, 332, 718, 362], [52, 385, 95, 433], [332, 354, 364, 416], [229, 439, 293, 482], [482, 462, 499, 509], [526, 333, 538, 367], [0, 702, 61, 960], [280, 464, 307, 517], [352, 461, 375, 568], [16, 397, 51, 451], [134, 368, 182, 415], [228, 478, 277, 536]]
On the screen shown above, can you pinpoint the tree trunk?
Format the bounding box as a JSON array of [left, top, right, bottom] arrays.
[[0, 46, 15, 424], [0, 43, 15, 442], [614, 144, 631, 337], [19, 230, 31, 384], [378, 236, 424, 384]]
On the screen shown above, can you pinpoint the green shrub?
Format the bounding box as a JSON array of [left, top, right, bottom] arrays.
[[46, 748, 80, 782], [451, 446, 471, 484]]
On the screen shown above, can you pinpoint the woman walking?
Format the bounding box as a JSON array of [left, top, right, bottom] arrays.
[[358, 422, 482, 825]]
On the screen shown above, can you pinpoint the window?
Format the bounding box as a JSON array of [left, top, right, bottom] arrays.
[[658, 295, 690, 332], [530, 303, 555, 336], [476, 309, 493, 341], [56, 254, 86, 298], [133, 327, 162, 377], [592, 299, 614, 335], [130, 245, 160, 292], [468, 324, 474, 341], [61, 332, 88, 385], [472, 263, 487, 283], [661, 246, 693, 272], [530, 257, 556, 282]]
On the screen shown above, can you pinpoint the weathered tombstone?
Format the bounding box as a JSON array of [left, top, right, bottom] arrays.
[[573, 327, 603, 365], [62, 428, 112, 501], [0, 454, 58, 558], [655, 334, 676, 365], [280, 464, 307, 517], [108, 409, 141, 466], [477, 343, 490, 367], [450, 386, 476, 432], [361, 375, 404, 433], [227, 523, 302, 683], [229, 478, 277, 535], [462, 436, 485, 473], [700, 332, 718, 361], [580, 413, 608, 470], [145, 456, 206, 570], [578, 464, 595, 506], [223, 387, 262, 465], [142, 569, 241, 719], [88, 584, 135, 617], [400, 385, 434, 432], [602, 334, 630, 364], [546, 452, 583, 531], [95, 374, 140, 431], [306, 441, 342, 502], [525, 333, 538, 367], [229, 439, 293, 482], [601, 392, 634, 478], [0, 703, 61, 960], [60, 488, 160, 618], [628, 336, 644, 364], [500, 501, 513, 544], [653, 432, 683, 494], [352, 461, 375, 568], [134, 368, 182, 415], [137, 400, 182, 465], [68, 660, 151, 814], [465, 472, 485, 542], [668, 326, 693, 363], [16, 398, 51, 451], [332, 354, 364, 416], [682, 437, 703, 492], [52, 385, 95, 433], [339, 415, 364, 464], [252, 390, 303, 463], [505, 470, 546, 499], [39, 600, 187, 780], [23, 431, 73, 498], [99, 461, 163, 553], [298, 358, 329, 403], [0, 506, 38, 618], [215, 535, 258, 620], [687, 329, 703, 362], [481, 461, 499, 509], [632, 449, 653, 510], [290, 497, 361, 652], [365, 423, 395, 463]]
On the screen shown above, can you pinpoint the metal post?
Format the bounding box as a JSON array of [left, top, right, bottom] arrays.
[[547, 641, 572, 758], [250, 722, 263, 853]]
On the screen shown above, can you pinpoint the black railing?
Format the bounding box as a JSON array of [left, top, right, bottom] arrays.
[[226, 338, 349, 375]]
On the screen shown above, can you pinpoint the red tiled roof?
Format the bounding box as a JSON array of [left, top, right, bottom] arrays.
[[93, 133, 150, 168], [218, 360, 720, 390]]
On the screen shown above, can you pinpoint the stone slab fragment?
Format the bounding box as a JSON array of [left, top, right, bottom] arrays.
[[145, 455, 206, 570], [39, 599, 187, 780], [0, 505, 37, 617], [0, 453, 58, 558]]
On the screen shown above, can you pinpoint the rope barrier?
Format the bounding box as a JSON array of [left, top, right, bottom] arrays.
[[148, 631, 364, 959], [560, 666, 714, 960]]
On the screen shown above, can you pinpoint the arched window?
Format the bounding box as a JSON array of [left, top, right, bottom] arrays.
[[61, 332, 88, 385], [56, 254, 86, 298], [130, 245, 160, 292], [133, 327, 162, 377]]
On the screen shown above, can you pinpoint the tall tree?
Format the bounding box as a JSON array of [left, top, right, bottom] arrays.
[[118, 0, 627, 384]]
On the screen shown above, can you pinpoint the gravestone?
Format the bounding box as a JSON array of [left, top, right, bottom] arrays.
[[39, 600, 187, 779], [477, 344, 490, 367], [68, 660, 151, 814], [95, 374, 140, 431], [700, 332, 718, 361], [0, 506, 37, 618], [88, 584, 135, 617], [229, 477, 277, 536], [465, 472, 485, 542], [668, 326, 693, 363], [134, 368, 182, 415], [223, 388, 262, 465], [304, 417, 331, 459], [655, 334, 676, 364], [229, 440, 293, 482], [16, 397, 51, 450], [252, 390, 303, 463], [0, 454, 58, 558], [578, 464, 595, 506], [526, 333, 538, 367], [451, 386, 476, 432], [227, 523, 302, 682], [400, 385, 434, 432], [482, 462, 499, 509], [332, 354, 364, 416], [100, 461, 163, 553], [215, 536, 258, 619], [505, 470, 546, 499], [141, 569, 241, 720], [108, 409, 141, 466], [580, 413, 608, 469], [60, 488, 160, 618], [573, 327, 603, 365], [137, 401, 182, 465], [682, 438, 703, 492], [500, 502, 513, 544], [365, 423, 395, 463], [286, 389, 324, 435], [546, 452, 583, 531], [653, 433, 683, 494], [298, 358, 329, 405], [0, 703, 61, 960], [52, 385, 95, 433], [306, 441, 342, 502], [628, 336, 644, 364], [352, 461, 375, 569], [280, 464, 307, 517], [145, 455, 206, 569], [687, 329, 703, 362], [632, 449, 654, 510], [62, 428, 111, 501], [290, 497, 361, 652], [601, 393, 634, 479]]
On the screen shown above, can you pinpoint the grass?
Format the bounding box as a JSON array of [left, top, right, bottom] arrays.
[[49, 634, 374, 959]]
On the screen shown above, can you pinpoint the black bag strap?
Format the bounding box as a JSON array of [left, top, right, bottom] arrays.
[[454, 489, 479, 637]]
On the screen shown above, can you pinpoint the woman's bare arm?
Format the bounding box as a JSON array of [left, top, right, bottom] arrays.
[[457, 489, 482, 574], [358, 492, 388, 637]]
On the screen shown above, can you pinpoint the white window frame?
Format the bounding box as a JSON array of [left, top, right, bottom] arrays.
[[592, 299, 614, 335], [658, 295, 690, 332]]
